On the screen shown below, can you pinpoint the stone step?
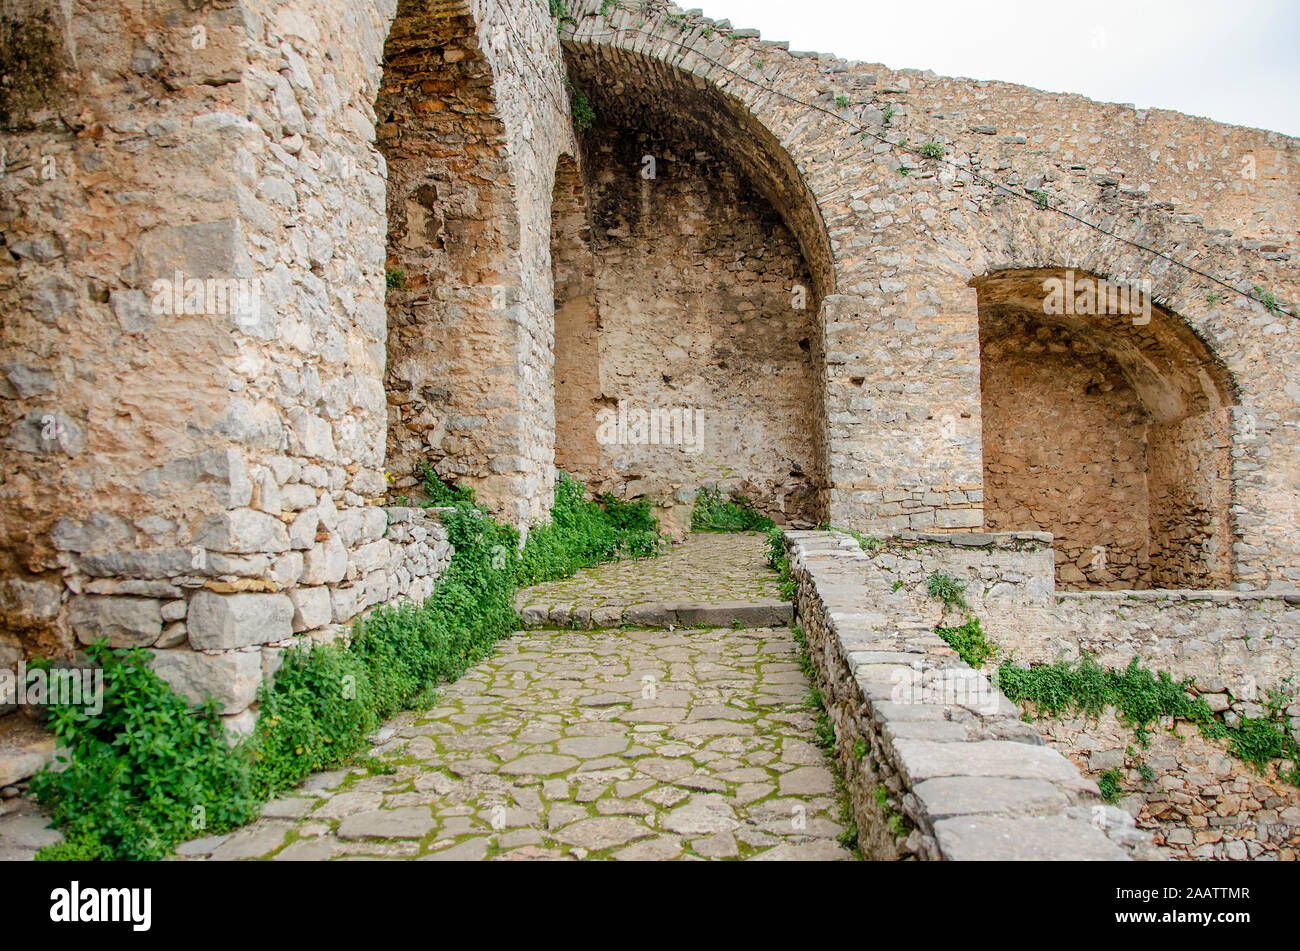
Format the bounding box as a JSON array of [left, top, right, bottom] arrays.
[[518, 599, 792, 630], [0, 714, 56, 788]]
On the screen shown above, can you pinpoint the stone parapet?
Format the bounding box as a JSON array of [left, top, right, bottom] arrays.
[[784, 530, 1153, 859]]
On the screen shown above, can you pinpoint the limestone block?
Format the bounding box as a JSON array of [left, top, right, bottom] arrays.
[[289, 586, 332, 632], [301, 536, 347, 585], [187, 590, 294, 650], [330, 585, 359, 624], [288, 508, 320, 549], [0, 579, 63, 624], [195, 508, 290, 554], [148, 648, 261, 715], [281, 484, 318, 511], [360, 506, 388, 542], [51, 513, 134, 553], [68, 595, 163, 648]]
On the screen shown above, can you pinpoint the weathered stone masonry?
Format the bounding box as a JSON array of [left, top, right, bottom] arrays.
[[1, 0, 1299, 791], [784, 531, 1155, 860], [873, 531, 1300, 859], [0, 0, 573, 727]]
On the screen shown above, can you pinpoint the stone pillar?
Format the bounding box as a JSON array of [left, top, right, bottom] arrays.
[[822, 287, 985, 534]]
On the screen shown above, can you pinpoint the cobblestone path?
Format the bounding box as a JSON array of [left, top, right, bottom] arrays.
[[515, 533, 781, 614], [184, 626, 853, 861]]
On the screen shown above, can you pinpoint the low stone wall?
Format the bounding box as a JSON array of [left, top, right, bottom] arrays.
[[1, 505, 452, 747], [1038, 713, 1300, 861], [785, 531, 1153, 860], [861, 531, 1300, 861], [873, 533, 1300, 740]]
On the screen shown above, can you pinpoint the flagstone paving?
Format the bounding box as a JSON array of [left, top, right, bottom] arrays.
[[184, 626, 853, 861], [513, 532, 790, 629]]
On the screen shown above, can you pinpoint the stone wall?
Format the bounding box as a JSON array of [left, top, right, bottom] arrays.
[[977, 270, 1236, 590], [98, 505, 449, 736], [553, 107, 822, 533], [1147, 409, 1234, 589], [1037, 712, 1300, 861], [981, 312, 1153, 588], [785, 530, 1152, 860], [864, 531, 1300, 860], [379, 5, 521, 501], [0, 0, 573, 687], [871, 533, 1300, 711]]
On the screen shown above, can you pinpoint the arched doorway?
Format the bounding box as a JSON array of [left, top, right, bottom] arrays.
[[552, 45, 834, 533], [377, 4, 522, 511]]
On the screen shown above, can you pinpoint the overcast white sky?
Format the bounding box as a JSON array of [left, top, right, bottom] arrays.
[[689, 0, 1300, 137]]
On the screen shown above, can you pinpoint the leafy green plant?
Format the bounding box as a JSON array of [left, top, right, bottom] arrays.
[[1254, 285, 1283, 316], [835, 94, 850, 109], [767, 527, 798, 601], [925, 572, 969, 613], [807, 687, 836, 749], [936, 616, 998, 670], [919, 140, 944, 159], [516, 473, 664, 586], [417, 463, 475, 506], [691, 485, 775, 533], [882, 105, 895, 124], [548, 0, 575, 31], [31, 643, 261, 861], [567, 81, 595, 132], [35, 831, 104, 862], [1098, 768, 1122, 804], [385, 268, 406, 290], [1030, 189, 1050, 209]]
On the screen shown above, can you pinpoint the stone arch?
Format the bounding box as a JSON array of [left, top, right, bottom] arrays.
[[950, 198, 1288, 586], [558, 39, 835, 529], [377, 1, 523, 510], [974, 267, 1239, 589], [561, 34, 840, 301]]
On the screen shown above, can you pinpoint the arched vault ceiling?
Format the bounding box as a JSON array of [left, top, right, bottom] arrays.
[[563, 42, 836, 300], [975, 269, 1237, 424]]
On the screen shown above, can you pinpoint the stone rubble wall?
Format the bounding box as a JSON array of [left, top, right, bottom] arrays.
[[980, 315, 1154, 587], [865, 531, 1300, 860], [784, 530, 1153, 860], [0, 0, 570, 686], [555, 115, 822, 534], [1036, 712, 1300, 861], [37, 506, 451, 737], [875, 533, 1300, 723]]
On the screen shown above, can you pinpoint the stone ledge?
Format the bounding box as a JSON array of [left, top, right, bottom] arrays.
[[1056, 589, 1300, 605], [519, 599, 792, 630], [785, 530, 1155, 861]]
